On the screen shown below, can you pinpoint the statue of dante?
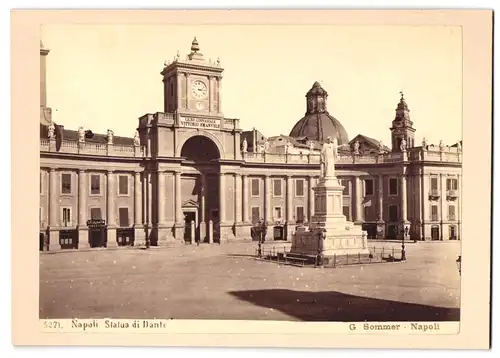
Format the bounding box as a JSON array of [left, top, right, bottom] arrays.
[[320, 136, 338, 178], [241, 138, 248, 153]]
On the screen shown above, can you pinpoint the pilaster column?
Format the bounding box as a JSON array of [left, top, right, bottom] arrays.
[[421, 172, 428, 240], [217, 77, 221, 113], [134, 172, 142, 226], [264, 175, 272, 223], [354, 176, 363, 222], [439, 173, 444, 240], [377, 174, 384, 221], [208, 76, 213, 113], [308, 175, 315, 222], [235, 173, 242, 223], [147, 172, 152, 226], [175, 170, 182, 224], [200, 173, 206, 223], [107, 171, 116, 227], [158, 171, 166, 225], [49, 168, 58, 227], [286, 175, 294, 222], [242, 174, 249, 222], [185, 73, 190, 109], [78, 169, 87, 227], [400, 173, 408, 222], [219, 172, 226, 223]]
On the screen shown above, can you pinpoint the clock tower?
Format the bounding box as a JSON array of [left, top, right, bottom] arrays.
[[161, 37, 224, 117], [390, 91, 416, 152]]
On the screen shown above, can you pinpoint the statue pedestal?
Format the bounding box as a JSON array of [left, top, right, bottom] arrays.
[[291, 176, 369, 258]]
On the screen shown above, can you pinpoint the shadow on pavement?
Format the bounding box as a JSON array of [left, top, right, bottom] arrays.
[[229, 289, 460, 321]]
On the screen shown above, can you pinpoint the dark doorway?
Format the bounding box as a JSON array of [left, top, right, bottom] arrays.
[[39, 233, 45, 251], [387, 224, 398, 239], [449, 225, 457, 240], [60, 230, 78, 250], [89, 228, 107, 248], [431, 225, 440, 240], [184, 211, 196, 243], [361, 223, 377, 239], [117, 228, 135, 246]]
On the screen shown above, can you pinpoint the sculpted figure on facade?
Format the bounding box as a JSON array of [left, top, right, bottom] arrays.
[[48, 122, 56, 140], [133, 131, 140, 146], [353, 140, 360, 155], [320, 136, 338, 179], [378, 140, 384, 153], [400, 138, 407, 152], [241, 138, 248, 153], [308, 140, 315, 152], [456, 140, 462, 152], [422, 137, 428, 150], [263, 139, 270, 153], [439, 140, 445, 152], [107, 129, 114, 145], [78, 126, 85, 143]]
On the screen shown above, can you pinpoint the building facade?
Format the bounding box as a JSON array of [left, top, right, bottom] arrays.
[[39, 38, 463, 251]]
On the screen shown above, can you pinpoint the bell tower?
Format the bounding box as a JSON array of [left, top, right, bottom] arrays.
[[160, 37, 224, 117], [390, 91, 415, 151]]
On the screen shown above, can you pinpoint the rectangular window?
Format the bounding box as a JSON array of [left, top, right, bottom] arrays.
[[251, 207, 260, 223], [295, 179, 305, 197], [90, 208, 102, 220], [448, 205, 456, 221], [342, 205, 351, 221], [431, 205, 439, 221], [273, 206, 282, 220], [119, 175, 129, 195], [61, 173, 71, 194], [389, 205, 398, 222], [389, 178, 398, 195], [119, 208, 129, 227], [296, 206, 305, 223], [62, 207, 72, 226], [90, 174, 100, 195], [446, 178, 458, 191], [341, 179, 350, 196], [251, 178, 260, 197], [273, 179, 282, 197], [431, 177, 439, 190], [364, 179, 374, 196]]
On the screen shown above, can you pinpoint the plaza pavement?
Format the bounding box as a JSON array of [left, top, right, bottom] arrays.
[[39, 240, 461, 321]]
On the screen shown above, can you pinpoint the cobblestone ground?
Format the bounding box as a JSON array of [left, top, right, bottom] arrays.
[[39, 240, 461, 321]]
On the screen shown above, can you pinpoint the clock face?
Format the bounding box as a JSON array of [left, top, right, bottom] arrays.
[[191, 80, 208, 99]]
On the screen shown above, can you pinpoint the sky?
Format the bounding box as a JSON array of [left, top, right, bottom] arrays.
[[42, 24, 463, 145]]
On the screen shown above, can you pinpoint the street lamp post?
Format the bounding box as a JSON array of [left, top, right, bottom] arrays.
[[401, 224, 408, 262]]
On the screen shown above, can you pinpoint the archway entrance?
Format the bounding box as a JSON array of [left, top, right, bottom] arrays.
[[179, 135, 222, 243]]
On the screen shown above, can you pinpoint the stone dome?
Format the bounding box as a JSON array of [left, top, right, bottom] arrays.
[[289, 82, 350, 144]]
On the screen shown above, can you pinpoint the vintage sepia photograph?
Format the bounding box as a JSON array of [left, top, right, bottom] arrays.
[[38, 22, 464, 322], [10, 9, 493, 350]]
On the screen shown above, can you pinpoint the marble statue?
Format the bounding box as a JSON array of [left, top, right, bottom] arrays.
[[107, 129, 114, 145], [457, 141, 462, 152], [320, 136, 338, 179], [353, 140, 360, 154], [422, 137, 428, 148], [308, 140, 315, 152], [78, 126, 85, 143], [263, 140, 270, 153], [285, 141, 293, 154], [48, 122, 56, 140], [133, 131, 140, 146], [400, 138, 407, 152], [378, 140, 384, 153], [241, 138, 248, 153], [439, 140, 444, 151]]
